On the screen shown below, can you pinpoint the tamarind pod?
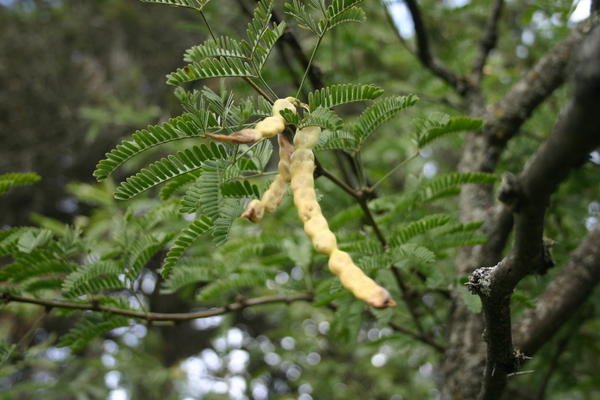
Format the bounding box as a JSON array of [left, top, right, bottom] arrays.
[[328, 250, 396, 309], [254, 116, 286, 138], [290, 125, 395, 309], [240, 199, 264, 222], [241, 134, 294, 222], [272, 98, 297, 116], [207, 129, 263, 144], [292, 126, 320, 149], [210, 97, 298, 145]]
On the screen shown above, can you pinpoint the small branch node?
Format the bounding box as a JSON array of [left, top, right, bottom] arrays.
[[498, 173, 522, 207], [537, 237, 556, 275], [466, 265, 497, 297]]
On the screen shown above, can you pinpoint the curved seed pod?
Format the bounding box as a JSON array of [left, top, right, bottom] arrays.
[[210, 98, 297, 144], [290, 125, 396, 309], [241, 134, 294, 222]]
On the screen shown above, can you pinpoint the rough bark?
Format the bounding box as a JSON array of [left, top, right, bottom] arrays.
[[439, 14, 600, 400], [513, 227, 600, 356], [470, 23, 600, 399]]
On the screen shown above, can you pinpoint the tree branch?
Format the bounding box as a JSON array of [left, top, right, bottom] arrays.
[[482, 14, 599, 164], [513, 227, 600, 356], [1, 292, 313, 322], [467, 24, 600, 400], [471, 0, 504, 85], [388, 320, 444, 353], [403, 0, 466, 93], [455, 14, 599, 275]]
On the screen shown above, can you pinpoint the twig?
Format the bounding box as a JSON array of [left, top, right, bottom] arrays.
[[370, 151, 419, 190], [315, 160, 361, 199], [296, 30, 326, 98], [387, 320, 445, 353], [471, 0, 504, 85], [403, 0, 465, 93], [1, 292, 313, 322]]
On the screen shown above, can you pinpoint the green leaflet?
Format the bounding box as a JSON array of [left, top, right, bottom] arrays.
[[351, 95, 418, 149], [123, 233, 170, 281], [184, 36, 246, 63], [415, 113, 483, 148], [389, 214, 451, 247], [114, 143, 228, 200], [167, 58, 255, 86], [0, 172, 41, 196], [94, 113, 218, 181], [196, 269, 274, 302], [160, 215, 214, 278], [319, 0, 365, 32], [139, 0, 210, 11], [220, 180, 261, 198], [59, 314, 130, 352], [308, 83, 384, 110], [62, 261, 124, 298], [285, 0, 366, 36], [300, 107, 343, 131]]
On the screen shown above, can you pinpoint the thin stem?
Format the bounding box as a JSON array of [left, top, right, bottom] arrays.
[[258, 74, 279, 100], [315, 160, 361, 199], [201, 10, 273, 103], [245, 78, 275, 104], [296, 32, 325, 99], [227, 170, 279, 182], [387, 320, 444, 353], [1, 292, 313, 322], [234, 139, 265, 164], [370, 151, 419, 190], [201, 12, 217, 41], [356, 196, 387, 247]]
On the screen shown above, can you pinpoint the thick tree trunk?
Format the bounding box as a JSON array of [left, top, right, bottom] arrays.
[[437, 14, 599, 400]]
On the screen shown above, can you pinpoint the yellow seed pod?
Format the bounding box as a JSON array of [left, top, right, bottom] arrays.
[[240, 199, 264, 222], [209, 98, 297, 144], [293, 126, 321, 149], [290, 124, 395, 309], [255, 116, 286, 138], [313, 231, 337, 255], [303, 214, 328, 239], [241, 135, 294, 222], [272, 98, 297, 116], [297, 200, 321, 222], [290, 174, 314, 193], [328, 250, 395, 309], [207, 129, 262, 144], [290, 148, 315, 164]]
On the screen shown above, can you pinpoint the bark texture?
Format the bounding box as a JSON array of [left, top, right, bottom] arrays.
[[439, 13, 600, 400]]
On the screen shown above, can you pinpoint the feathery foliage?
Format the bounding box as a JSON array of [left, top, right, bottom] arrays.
[[94, 113, 219, 181], [308, 84, 383, 110], [114, 143, 228, 200], [389, 214, 451, 247], [300, 107, 343, 131], [160, 215, 213, 278], [415, 113, 483, 148], [62, 261, 124, 298], [285, 0, 366, 35], [0, 172, 41, 196], [184, 36, 245, 63], [351, 95, 418, 149], [59, 314, 130, 352], [139, 0, 210, 11], [167, 58, 256, 85]]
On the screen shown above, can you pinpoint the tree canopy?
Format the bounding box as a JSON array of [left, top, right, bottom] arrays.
[[1, 1, 599, 399]]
